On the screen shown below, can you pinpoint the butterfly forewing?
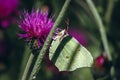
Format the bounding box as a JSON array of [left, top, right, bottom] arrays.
[[49, 32, 93, 71]]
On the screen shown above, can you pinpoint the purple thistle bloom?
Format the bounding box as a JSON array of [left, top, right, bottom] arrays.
[[0, 0, 19, 28], [0, 0, 19, 18], [18, 9, 54, 48]]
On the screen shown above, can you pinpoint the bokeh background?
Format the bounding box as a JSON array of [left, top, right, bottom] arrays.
[[0, 0, 120, 80]]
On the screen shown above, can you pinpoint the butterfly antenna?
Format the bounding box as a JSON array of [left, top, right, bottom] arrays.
[[65, 18, 69, 32]]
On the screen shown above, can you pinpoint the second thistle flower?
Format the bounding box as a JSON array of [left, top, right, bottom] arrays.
[[18, 9, 54, 49]]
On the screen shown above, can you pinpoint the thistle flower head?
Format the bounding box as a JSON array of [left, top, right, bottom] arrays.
[[0, 0, 19, 28], [18, 9, 54, 48], [94, 54, 107, 69], [0, 0, 19, 19]]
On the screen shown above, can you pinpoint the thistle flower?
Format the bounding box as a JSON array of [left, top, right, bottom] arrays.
[[18, 9, 54, 48], [93, 53, 111, 79], [0, 0, 19, 28], [95, 54, 107, 69]]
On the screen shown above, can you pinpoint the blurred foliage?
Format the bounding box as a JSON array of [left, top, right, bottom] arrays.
[[0, 0, 120, 80]]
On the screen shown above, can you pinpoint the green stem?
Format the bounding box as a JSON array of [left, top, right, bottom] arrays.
[[21, 53, 34, 80], [86, 0, 112, 61], [104, 0, 115, 24], [28, 0, 71, 80], [86, 0, 117, 79], [18, 46, 31, 80]]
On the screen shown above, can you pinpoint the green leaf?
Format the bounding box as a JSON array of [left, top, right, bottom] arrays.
[[49, 30, 93, 71]]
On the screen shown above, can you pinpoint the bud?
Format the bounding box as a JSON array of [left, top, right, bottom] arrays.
[[93, 53, 111, 79]]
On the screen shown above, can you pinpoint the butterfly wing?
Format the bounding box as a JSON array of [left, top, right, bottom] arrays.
[[49, 35, 93, 71]]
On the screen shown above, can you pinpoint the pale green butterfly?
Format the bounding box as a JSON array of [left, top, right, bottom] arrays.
[[49, 29, 93, 71]]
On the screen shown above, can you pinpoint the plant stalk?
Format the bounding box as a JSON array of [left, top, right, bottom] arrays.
[[104, 0, 115, 24], [86, 0, 112, 61], [21, 53, 34, 80], [28, 0, 71, 80], [18, 45, 31, 80], [86, 0, 117, 79]]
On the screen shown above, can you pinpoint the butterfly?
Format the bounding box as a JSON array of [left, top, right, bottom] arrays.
[[49, 29, 93, 71]]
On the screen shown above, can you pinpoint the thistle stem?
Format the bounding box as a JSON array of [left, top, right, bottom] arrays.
[[18, 46, 31, 80], [28, 0, 71, 80], [86, 0, 112, 61], [104, 0, 115, 24], [21, 53, 34, 80], [86, 0, 117, 79]]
